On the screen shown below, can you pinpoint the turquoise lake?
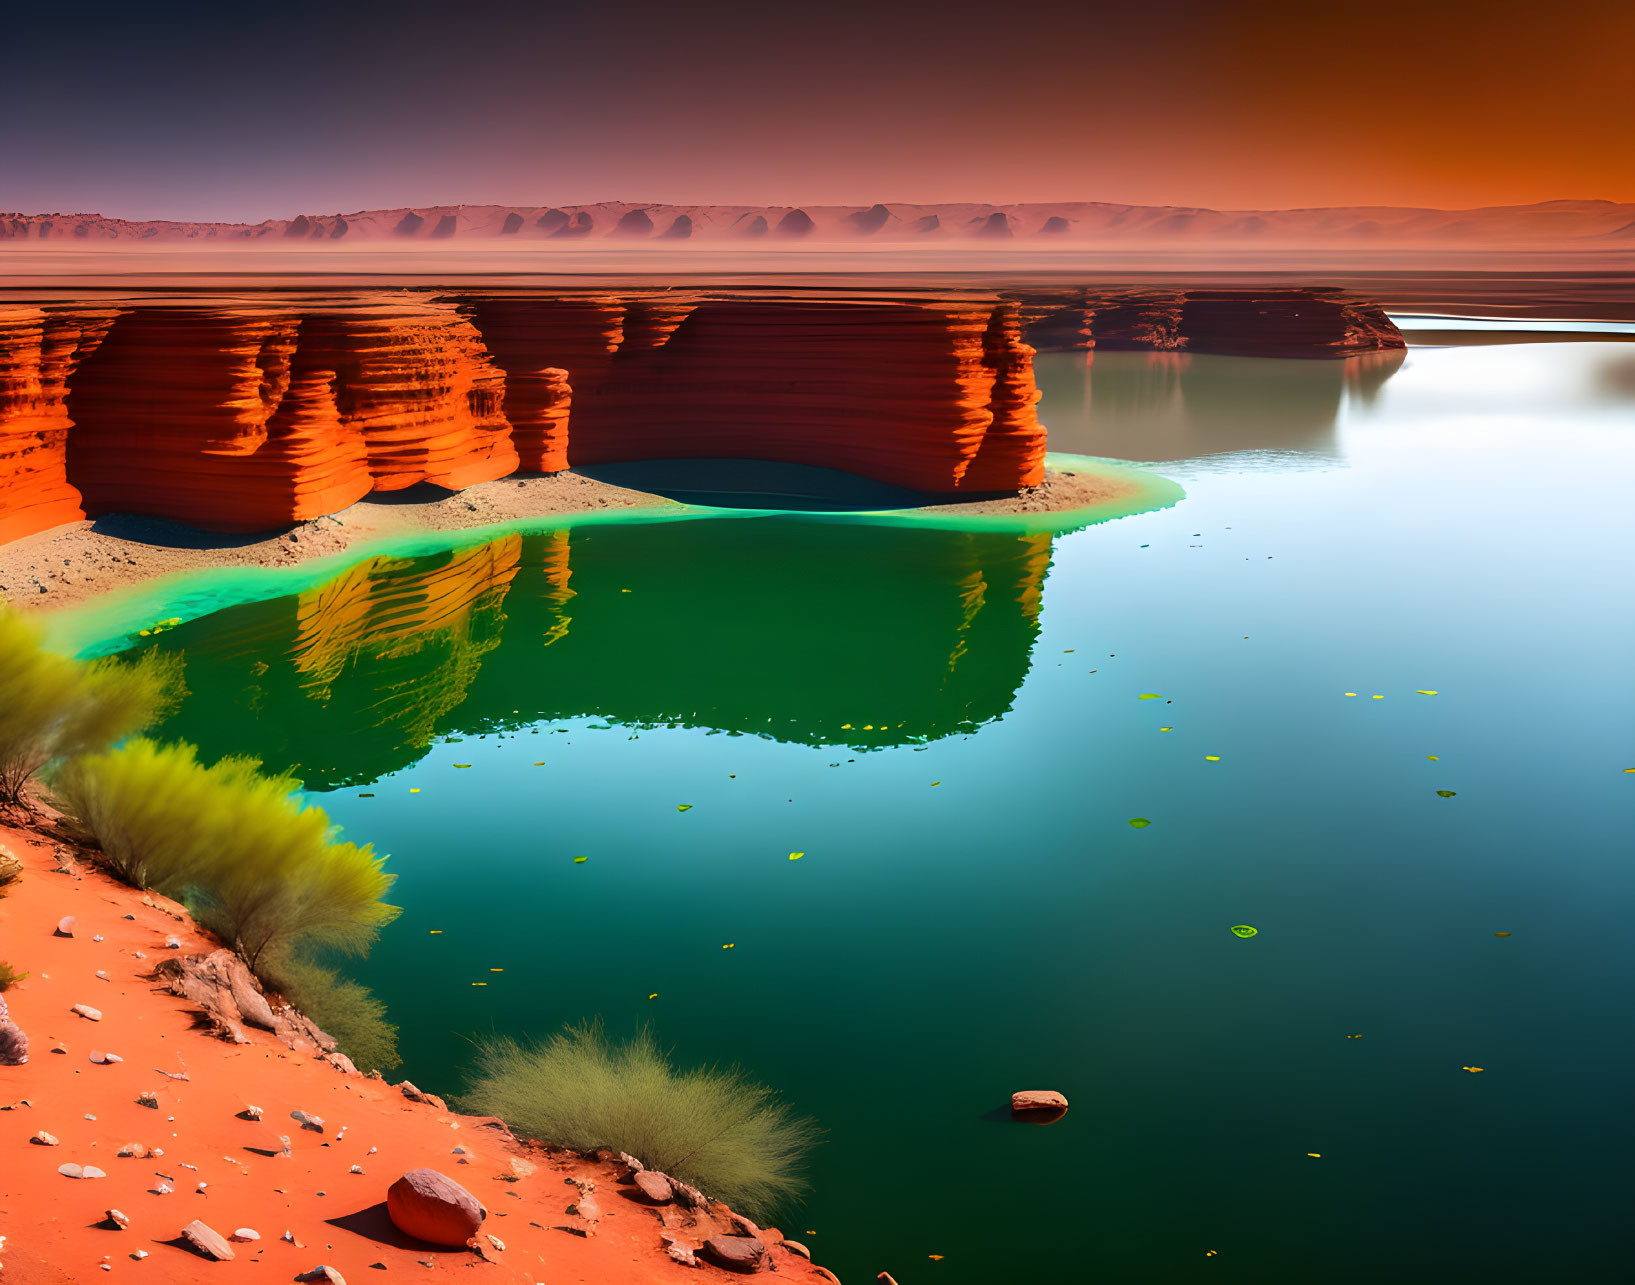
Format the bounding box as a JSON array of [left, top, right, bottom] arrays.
[[93, 338, 1634, 1282]]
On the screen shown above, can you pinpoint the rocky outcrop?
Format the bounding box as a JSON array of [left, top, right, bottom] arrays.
[[1017, 287, 1405, 358], [62, 302, 517, 531], [2, 288, 1051, 541], [0, 993, 27, 1065], [0, 306, 116, 543]]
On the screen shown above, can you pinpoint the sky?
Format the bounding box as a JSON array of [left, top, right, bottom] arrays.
[[3, 0, 1631, 222]]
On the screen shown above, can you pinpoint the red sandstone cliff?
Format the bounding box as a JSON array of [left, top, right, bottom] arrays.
[[0, 291, 1053, 542]]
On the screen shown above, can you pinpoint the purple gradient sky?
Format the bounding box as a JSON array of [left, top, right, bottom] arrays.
[[4, 0, 1630, 222]]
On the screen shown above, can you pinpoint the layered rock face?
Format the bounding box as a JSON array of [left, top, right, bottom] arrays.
[[1020, 287, 1404, 358], [0, 290, 1051, 542], [63, 302, 517, 531], [554, 299, 1045, 492], [0, 306, 115, 543]]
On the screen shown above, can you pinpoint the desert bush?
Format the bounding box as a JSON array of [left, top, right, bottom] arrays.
[[49, 739, 399, 974], [0, 961, 27, 991], [0, 608, 184, 807], [271, 957, 401, 1074], [461, 1023, 818, 1219]]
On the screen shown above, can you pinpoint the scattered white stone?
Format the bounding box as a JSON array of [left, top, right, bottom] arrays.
[[366, 1146, 377, 1155], [165, 937, 182, 949], [96, 969, 110, 980], [90, 1050, 123, 1064], [84, 1166, 107, 1179], [71, 1004, 103, 1021], [152, 1183, 173, 1195], [116, 1143, 148, 1158], [59, 1163, 85, 1178], [56, 916, 76, 937], [107, 1209, 130, 1229], [485, 1234, 506, 1252], [349, 1165, 363, 1175], [92, 934, 104, 943], [294, 1268, 346, 1285], [32, 1130, 60, 1146], [84, 1113, 97, 1121], [242, 1105, 264, 1120], [131, 1249, 149, 1260], [230, 1228, 261, 1242], [136, 1091, 158, 1108], [196, 1182, 208, 1192]]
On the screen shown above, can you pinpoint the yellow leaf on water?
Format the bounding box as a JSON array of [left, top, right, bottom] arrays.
[[490, 968, 503, 972], [1371, 695, 1384, 700], [453, 763, 472, 769], [722, 943, 735, 949], [1307, 1153, 1321, 1158], [1416, 690, 1439, 695], [1138, 693, 1163, 700], [428, 930, 442, 934], [409, 787, 421, 793], [572, 855, 587, 864], [1344, 692, 1357, 697], [789, 852, 804, 860], [648, 993, 658, 1000], [1462, 1066, 1484, 1073], [1205, 755, 1220, 761], [1427, 755, 1439, 761], [930, 781, 941, 787], [676, 804, 693, 812], [929, 1255, 944, 1261], [1159, 727, 1173, 732], [472, 982, 487, 987], [863, 724, 874, 730]]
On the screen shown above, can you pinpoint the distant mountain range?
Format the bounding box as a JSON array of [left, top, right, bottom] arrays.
[[3, 200, 1632, 247]]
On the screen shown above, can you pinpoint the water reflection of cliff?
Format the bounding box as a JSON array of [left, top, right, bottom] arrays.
[[1036, 348, 1404, 463], [149, 519, 1051, 788]]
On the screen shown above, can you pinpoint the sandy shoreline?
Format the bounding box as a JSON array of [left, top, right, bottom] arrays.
[[0, 820, 833, 1283], [0, 466, 1143, 615]]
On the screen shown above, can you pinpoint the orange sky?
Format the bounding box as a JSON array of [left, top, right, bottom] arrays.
[[3, 0, 1631, 220]]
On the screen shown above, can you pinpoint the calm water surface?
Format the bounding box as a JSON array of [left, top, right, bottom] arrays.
[[117, 341, 1634, 1283]]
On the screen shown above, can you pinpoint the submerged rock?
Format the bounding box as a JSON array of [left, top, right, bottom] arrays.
[[701, 1235, 767, 1273]]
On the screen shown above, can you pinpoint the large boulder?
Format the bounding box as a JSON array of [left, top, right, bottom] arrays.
[[386, 1169, 485, 1247]]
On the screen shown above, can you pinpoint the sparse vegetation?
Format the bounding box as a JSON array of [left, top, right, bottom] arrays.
[[49, 739, 399, 975], [0, 607, 184, 808], [0, 961, 27, 991], [461, 1022, 818, 1219], [272, 957, 401, 1074]]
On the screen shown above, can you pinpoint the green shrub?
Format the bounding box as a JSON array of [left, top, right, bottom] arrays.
[[49, 739, 399, 975], [272, 957, 401, 1074], [0, 961, 27, 991], [0, 608, 184, 807], [461, 1023, 818, 1219]]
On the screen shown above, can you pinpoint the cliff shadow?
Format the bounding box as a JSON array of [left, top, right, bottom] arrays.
[[87, 511, 293, 550], [573, 458, 944, 511]]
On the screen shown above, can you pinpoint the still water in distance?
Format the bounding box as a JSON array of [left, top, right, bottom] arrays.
[[123, 340, 1634, 1283]]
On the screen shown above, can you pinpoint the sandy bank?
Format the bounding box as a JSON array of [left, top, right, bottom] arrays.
[[0, 820, 834, 1284], [0, 466, 1142, 615]]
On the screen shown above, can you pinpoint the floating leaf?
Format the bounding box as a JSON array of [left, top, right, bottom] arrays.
[[1426, 755, 1439, 761], [1344, 692, 1357, 697], [1137, 693, 1163, 700], [722, 943, 735, 950], [1127, 817, 1151, 829], [1371, 695, 1384, 700], [409, 787, 421, 794], [428, 929, 443, 935], [1494, 932, 1512, 937], [930, 780, 941, 787], [1345, 1033, 1362, 1039], [1306, 1153, 1321, 1158], [1436, 790, 1457, 798], [648, 993, 659, 1000], [572, 855, 587, 864], [676, 804, 693, 812], [929, 1255, 945, 1261], [1205, 755, 1220, 762], [472, 982, 487, 987], [789, 852, 804, 860], [1230, 925, 1258, 938], [1415, 690, 1439, 696], [453, 763, 472, 769], [1462, 1066, 1484, 1073], [1159, 726, 1173, 732]]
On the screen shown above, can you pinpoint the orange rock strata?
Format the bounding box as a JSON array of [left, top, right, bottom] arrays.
[[0, 290, 1053, 542]]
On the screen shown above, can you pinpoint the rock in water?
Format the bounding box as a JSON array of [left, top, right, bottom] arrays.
[[701, 1236, 768, 1273], [386, 1169, 486, 1246], [180, 1220, 236, 1261], [1011, 1089, 1070, 1113]]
